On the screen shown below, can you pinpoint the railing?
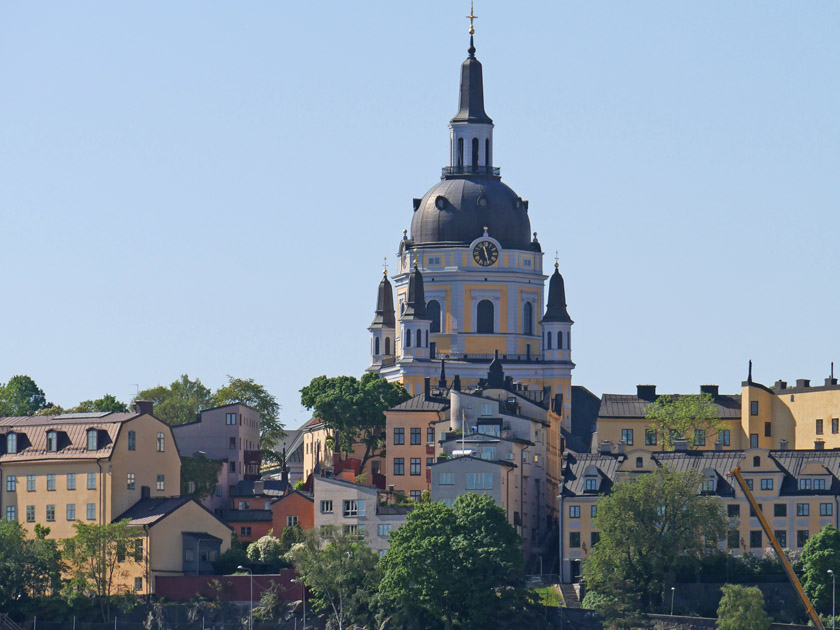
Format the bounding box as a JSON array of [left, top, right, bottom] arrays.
[[441, 165, 501, 177], [0, 614, 24, 630], [436, 352, 545, 363]]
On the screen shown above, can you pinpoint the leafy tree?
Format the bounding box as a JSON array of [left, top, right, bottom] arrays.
[[69, 394, 129, 413], [286, 527, 379, 630], [584, 468, 726, 612], [246, 534, 284, 569], [280, 523, 305, 553], [716, 584, 771, 630], [213, 375, 284, 465], [62, 520, 144, 621], [213, 539, 249, 575], [646, 392, 724, 450], [34, 404, 65, 416], [0, 521, 63, 612], [800, 525, 840, 614], [180, 456, 224, 500], [299, 373, 409, 474], [0, 374, 49, 415], [136, 374, 213, 426], [379, 493, 525, 630]]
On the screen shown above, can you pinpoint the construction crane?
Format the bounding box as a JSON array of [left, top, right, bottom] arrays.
[[730, 466, 825, 629]]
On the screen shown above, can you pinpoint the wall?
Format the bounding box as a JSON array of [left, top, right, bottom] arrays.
[[155, 572, 302, 602]]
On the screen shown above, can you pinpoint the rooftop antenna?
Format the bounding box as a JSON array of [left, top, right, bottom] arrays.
[[747, 360, 752, 384], [832, 362, 835, 380], [129, 384, 139, 398]]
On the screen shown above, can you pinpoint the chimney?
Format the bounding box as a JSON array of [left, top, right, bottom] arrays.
[[779, 439, 788, 451], [673, 438, 689, 452], [774, 380, 787, 390], [553, 394, 563, 414], [825, 378, 838, 386], [636, 385, 657, 401], [254, 480, 264, 495], [714, 441, 723, 451], [424, 377, 431, 396], [815, 440, 825, 450], [453, 375, 462, 391], [599, 440, 613, 455], [796, 379, 810, 389], [700, 385, 719, 397], [617, 442, 625, 455], [141, 485, 150, 499], [133, 400, 154, 415]]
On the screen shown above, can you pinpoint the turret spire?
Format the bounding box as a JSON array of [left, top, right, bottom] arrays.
[[542, 265, 573, 324], [401, 261, 429, 320], [370, 269, 396, 328]]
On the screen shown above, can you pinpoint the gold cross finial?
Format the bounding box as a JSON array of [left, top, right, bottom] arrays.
[[555, 250, 560, 269], [383, 257, 389, 276], [467, 1, 477, 35]]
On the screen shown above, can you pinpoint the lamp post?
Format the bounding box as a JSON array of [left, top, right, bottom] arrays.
[[829, 569, 836, 630], [237, 565, 253, 630], [291, 578, 306, 629], [670, 586, 675, 616]]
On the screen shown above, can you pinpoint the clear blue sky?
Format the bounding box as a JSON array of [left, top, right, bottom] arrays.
[[2, 2, 838, 430]]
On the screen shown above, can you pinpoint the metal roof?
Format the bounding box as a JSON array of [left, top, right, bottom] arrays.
[[598, 394, 742, 419], [115, 496, 193, 526], [389, 393, 450, 412]]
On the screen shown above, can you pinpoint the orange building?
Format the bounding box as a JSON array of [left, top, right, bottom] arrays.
[[271, 490, 314, 538]]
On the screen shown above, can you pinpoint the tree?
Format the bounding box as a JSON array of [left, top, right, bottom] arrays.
[[0, 521, 63, 613], [213, 375, 284, 465], [286, 527, 379, 630], [69, 394, 129, 413], [799, 525, 840, 614], [584, 468, 727, 612], [299, 373, 409, 474], [136, 374, 213, 426], [716, 584, 771, 630], [279, 524, 305, 553], [180, 456, 224, 500], [646, 392, 724, 451], [379, 493, 525, 630], [62, 520, 144, 621], [0, 375, 49, 415], [246, 534, 284, 570]]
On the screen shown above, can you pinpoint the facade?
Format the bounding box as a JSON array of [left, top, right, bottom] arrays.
[[270, 490, 314, 538]]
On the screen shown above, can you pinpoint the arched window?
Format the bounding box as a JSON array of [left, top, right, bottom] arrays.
[[406, 329, 412, 348], [471, 137, 479, 168], [385, 337, 391, 355], [547, 331, 553, 349], [427, 300, 441, 333], [87, 429, 98, 451], [476, 300, 494, 333], [7, 433, 17, 454], [47, 430, 58, 452], [485, 138, 490, 166], [558, 330, 563, 349], [374, 337, 380, 355], [457, 138, 464, 167], [523, 302, 533, 336]]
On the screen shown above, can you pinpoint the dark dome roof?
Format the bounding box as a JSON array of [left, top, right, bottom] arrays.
[[410, 176, 532, 250]]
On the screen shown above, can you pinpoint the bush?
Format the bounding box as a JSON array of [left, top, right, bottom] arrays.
[[716, 584, 771, 630]]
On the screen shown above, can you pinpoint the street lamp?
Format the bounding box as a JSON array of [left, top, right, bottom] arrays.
[[237, 565, 253, 630], [670, 586, 676, 616], [829, 569, 836, 630], [291, 578, 306, 629]]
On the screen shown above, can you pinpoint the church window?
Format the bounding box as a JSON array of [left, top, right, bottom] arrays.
[[457, 138, 464, 167], [405, 329, 412, 348], [374, 337, 380, 355], [568, 331, 571, 349], [476, 300, 494, 333], [523, 302, 533, 335], [471, 138, 479, 168], [425, 330, 429, 347], [427, 300, 441, 333], [485, 138, 490, 166], [558, 331, 563, 349], [385, 337, 391, 355], [547, 331, 552, 349]]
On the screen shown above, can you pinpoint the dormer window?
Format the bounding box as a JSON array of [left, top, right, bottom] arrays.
[[7, 433, 17, 454], [701, 470, 717, 493], [753, 456, 760, 467], [584, 478, 598, 491], [799, 478, 827, 491], [87, 429, 98, 451], [47, 431, 58, 452]]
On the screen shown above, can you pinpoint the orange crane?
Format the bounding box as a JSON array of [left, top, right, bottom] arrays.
[[730, 466, 825, 629]]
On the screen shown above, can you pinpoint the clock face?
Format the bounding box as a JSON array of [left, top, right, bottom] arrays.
[[472, 240, 499, 266]]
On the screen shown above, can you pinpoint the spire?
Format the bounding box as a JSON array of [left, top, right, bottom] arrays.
[[451, 4, 492, 125], [541, 263, 573, 323], [370, 269, 396, 328], [439, 359, 447, 389], [401, 261, 429, 320]]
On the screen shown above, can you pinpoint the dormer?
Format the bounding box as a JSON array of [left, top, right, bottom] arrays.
[[701, 468, 718, 494], [582, 464, 602, 493], [617, 450, 656, 473], [85, 428, 112, 452], [2, 431, 31, 455], [798, 461, 833, 492]]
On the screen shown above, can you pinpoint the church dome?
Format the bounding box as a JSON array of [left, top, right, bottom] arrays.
[[410, 176, 532, 250]]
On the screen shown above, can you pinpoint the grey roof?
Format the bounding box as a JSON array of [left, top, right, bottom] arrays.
[[430, 454, 514, 468], [232, 479, 288, 497], [183, 531, 223, 543], [389, 393, 450, 412], [451, 39, 492, 125], [598, 393, 741, 419], [223, 509, 273, 523], [370, 271, 396, 329], [541, 266, 573, 324], [114, 496, 193, 526], [401, 263, 428, 321]]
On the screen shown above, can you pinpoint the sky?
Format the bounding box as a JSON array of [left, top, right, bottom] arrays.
[[1, 2, 839, 430]]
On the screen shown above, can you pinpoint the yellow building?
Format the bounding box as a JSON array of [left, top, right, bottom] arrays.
[[0, 401, 231, 594]]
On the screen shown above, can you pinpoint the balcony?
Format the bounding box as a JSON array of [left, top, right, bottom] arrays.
[[436, 352, 544, 363], [441, 165, 501, 178]]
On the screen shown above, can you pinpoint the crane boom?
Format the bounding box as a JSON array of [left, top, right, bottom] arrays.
[[730, 466, 825, 629]]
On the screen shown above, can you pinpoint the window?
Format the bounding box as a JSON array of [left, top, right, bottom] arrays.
[[546, 331, 553, 349], [727, 504, 740, 518], [833, 418, 839, 434], [466, 473, 493, 490], [238, 501, 247, 510], [588, 506, 596, 519], [343, 524, 359, 535], [774, 503, 787, 517], [240, 526, 251, 537], [343, 499, 365, 517], [46, 505, 56, 522], [701, 476, 715, 492], [775, 530, 787, 547], [66, 473, 75, 490], [5, 506, 15, 521], [410, 427, 421, 445], [821, 503, 833, 516], [760, 478, 773, 491], [749, 530, 762, 548], [47, 430, 58, 451], [727, 529, 740, 549], [87, 473, 96, 490], [127, 430, 136, 450], [385, 337, 391, 354], [287, 515, 299, 527], [87, 429, 98, 451], [393, 428, 405, 445], [439, 472, 455, 485], [134, 539, 143, 561], [378, 524, 392, 537], [479, 447, 497, 461], [320, 500, 333, 513], [427, 457, 434, 467], [374, 337, 380, 355], [47, 474, 56, 491], [476, 300, 494, 333], [569, 532, 581, 548], [745, 479, 754, 491], [405, 328, 412, 348], [156, 432, 165, 452], [645, 430, 657, 446], [229, 437, 236, 450], [719, 429, 730, 446], [86, 504, 96, 520], [816, 419, 824, 435], [393, 458, 404, 475], [750, 434, 759, 448], [753, 456, 761, 467], [635, 457, 644, 469], [66, 504, 76, 521], [26, 475, 35, 491], [471, 137, 479, 166], [584, 478, 598, 492], [797, 530, 810, 547], [127, 473, 135, 490], [264, 501, 271, 510], [523, 302, 533, 335], [5, 475, 16, 492], [156, 474, 165, 491], [26, 505, 34, 523], [427, 300, 442, 333], [621, 428, 633, 446], [426, 428, 436, 446], [750, 401, 759, 416], [410, 490, 422, 502], [800, 478, 827, 490], [796, 503, 810, 516], [694, 430, 706, 447], [226, 413, 237, 425], [410, 458, 421, 475], [229, 461, 236, 474], [569, 505, 581, 518], [6, 433, 17, 454], [480, 403, 494, 416]]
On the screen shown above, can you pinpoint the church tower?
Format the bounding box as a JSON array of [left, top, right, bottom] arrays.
[[368, 269, 396, 367], [366, 20, 575, 416]]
